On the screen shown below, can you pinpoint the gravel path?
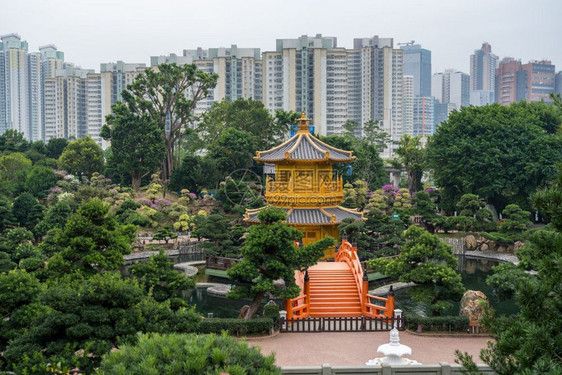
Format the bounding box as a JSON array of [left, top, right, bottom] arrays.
[[248, 331, 490, 366]]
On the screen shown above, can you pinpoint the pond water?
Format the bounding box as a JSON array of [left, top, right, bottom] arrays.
[[394, 256, 519, 317], [187, 289, 265, 318], [123, 253, 517, 319]]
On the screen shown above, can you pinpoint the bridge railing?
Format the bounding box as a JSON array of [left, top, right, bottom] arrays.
[[335, 238, 394, 318], [364, 289, 395, 318], [335, 238, 364, 306], [285, 269, 310, 320], [285, 238, 395, 319]]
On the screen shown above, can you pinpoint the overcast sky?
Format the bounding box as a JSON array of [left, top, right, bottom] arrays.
[[2, 0, 561, 74]]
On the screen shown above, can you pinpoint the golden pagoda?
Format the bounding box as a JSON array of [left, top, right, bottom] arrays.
[[245, 111, 364, 258]]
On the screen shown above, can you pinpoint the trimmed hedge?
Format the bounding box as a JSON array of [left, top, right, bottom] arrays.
[[199, 317, 273, 336], [405, 314, 470, 332]]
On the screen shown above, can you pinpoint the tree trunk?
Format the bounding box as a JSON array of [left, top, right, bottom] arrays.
[[244, 291, 266, 320], [132, 174, 142, 193]]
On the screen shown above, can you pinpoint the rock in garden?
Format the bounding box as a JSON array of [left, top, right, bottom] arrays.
[[238, 305, 250, 319], [514, 241, 525, 253], [465, 235, 477, 250], [460, 290, 490, 322]]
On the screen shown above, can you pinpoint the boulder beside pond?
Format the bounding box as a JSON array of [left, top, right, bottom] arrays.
[[460, 290, 490, 322]]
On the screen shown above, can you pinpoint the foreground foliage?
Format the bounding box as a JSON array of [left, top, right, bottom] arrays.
[[3, 273, 201, 374], [98, 332, 280, 375]]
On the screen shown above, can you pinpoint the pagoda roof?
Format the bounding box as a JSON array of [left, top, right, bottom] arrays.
[[245, 206, 363, 225], [254, 112, 355, 163]]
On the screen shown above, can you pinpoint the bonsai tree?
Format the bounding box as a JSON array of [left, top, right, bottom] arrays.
[[368, 225, 465, 315], [499, 204, 532, 234], [227, 207, 334, 319], [153, 225, 178, 244]]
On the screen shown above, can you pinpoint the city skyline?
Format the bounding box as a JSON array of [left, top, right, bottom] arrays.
[[2, 0, 561, 74]]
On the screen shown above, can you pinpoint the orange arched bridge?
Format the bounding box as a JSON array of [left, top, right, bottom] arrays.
[[285, 239, 396, 324]]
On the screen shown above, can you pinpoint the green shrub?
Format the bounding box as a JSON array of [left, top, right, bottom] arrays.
[[0, 252, 16, 273], [198, 318, 273, 336], [18, 257, 44, 272], [480, 231, 523, 244], [263, 302, 280, 328], [405, 314, 470, 332], [124, 211, 152, 226], [98, 332, 281, 375]]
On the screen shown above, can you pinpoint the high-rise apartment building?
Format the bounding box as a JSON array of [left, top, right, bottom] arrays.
[[100, 61, 146, 105], [400, 44, 431, 97], [402, 75, 414, 136], [521, 60, 555, 103], [43, 66, 112, 147], [39, 45, 64, 141], [262, 35, 337, 135], [400, 44, 433, 139], [470, 90, 495, 106], [495, 57, 524, 105], [44, 67, 90, 141], [556, 71, 562, 94], [27, 52, 42, 141], [413, 96, 435, 137], [434, 102, 456, 128], [0, 34, 32, 139], [470, 42, 498, 104], [495, 58, 556, 105], [432, 69, 469, 110]]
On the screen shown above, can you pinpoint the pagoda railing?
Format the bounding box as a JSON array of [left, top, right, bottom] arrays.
[[266, 179, 342, 194]]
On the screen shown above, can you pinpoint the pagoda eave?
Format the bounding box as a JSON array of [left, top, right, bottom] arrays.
[[245, 206, 364, 225]]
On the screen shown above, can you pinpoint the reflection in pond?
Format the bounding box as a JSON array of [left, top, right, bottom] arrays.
[[187, 289, 263, 318], [395, 256, 519, 317]]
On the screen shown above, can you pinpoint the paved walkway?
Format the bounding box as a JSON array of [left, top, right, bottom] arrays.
[[248, 331, 490, 366]]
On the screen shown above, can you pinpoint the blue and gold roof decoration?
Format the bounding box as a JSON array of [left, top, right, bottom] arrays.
[[254, 113, 355, 163]]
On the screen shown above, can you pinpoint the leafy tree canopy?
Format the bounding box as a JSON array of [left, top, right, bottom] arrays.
[[427, 102, 562, 211], [394, 134, 425, 195], [0, 152, 32, 197], [207, 127, 257, 182], [121, 63, 218, 180], [58, 136, 104, 179], [318, 135, 386, 190], [130, 250, 194, 304], [45, 138, 69, 160], [103, 103, 165, 192], [0, 130, 29, 153], [12, 192, 44, 234], [198, 98, 288, 151], [23, 165, 57, 198], [168, 154, 219, 193], [194, 213, 245, 258]]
